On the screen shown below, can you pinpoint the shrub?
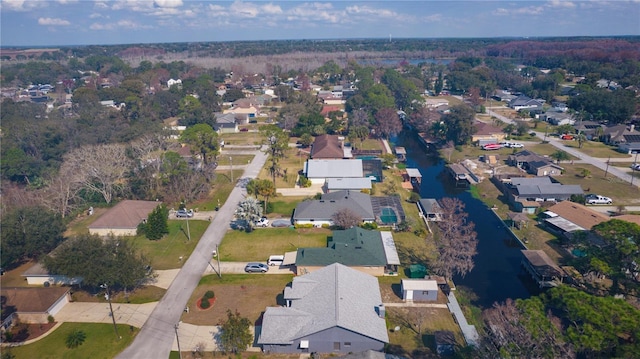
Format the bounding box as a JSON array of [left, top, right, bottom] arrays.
[[361, 222, 378, 230], [408, 192, 421, 203], [200, 297, 211, 309], [294, 223, 314, 229], [47, 315, 55, 323], [204, 290, 215, 299]]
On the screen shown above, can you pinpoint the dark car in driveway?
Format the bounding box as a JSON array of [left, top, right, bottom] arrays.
[[244, 262, 269, 273]]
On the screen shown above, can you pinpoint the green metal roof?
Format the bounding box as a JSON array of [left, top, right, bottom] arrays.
[[296, 227, 387, 266]]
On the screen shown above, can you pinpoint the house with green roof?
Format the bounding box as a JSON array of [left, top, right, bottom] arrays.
[[295, 227, 400, 277]]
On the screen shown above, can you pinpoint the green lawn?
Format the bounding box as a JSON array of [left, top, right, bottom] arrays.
[[551, 163, 640, 205], [192, 172, 238, 211], [559, 140, 631, 158], [131, 220, 210, 270], [220, 132, 263, 146], [268, 196, 306, 217], [222, 154, 255, 167], [218, 227, 330, 261], [6, 323, 137, 359]]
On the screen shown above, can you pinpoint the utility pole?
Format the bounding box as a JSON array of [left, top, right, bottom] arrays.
[[229, 156, 233, 183], [631, 152, 639, 186], [604, 156, 610, 178], [174, 323, 182, 359], [101, 283, 120, 339]]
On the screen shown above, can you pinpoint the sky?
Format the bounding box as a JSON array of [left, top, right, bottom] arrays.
[[1, 0, 639, 47]]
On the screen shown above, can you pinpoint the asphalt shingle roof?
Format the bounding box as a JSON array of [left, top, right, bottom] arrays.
[[88, 200, 161, 230], [257, 263, 389, 345], [293, 190, 375, 221]]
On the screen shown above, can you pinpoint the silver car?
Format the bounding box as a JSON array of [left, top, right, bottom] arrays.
[[244, 262, 269, 273]]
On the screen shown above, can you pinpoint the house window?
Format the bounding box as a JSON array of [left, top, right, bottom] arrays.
[[422, 291, 429, 295], [344, 342, 351, 347], [333, 342, 341, 350]]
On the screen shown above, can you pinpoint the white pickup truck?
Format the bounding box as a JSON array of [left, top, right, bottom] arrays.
[[585, 194, 612, 205]]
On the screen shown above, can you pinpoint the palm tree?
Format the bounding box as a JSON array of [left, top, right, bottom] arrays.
[[65, 330, 86, 349], [576, 132, 587, 148]]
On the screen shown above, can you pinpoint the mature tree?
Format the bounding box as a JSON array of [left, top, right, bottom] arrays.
[[373, 108, 402, 139], [407, 106, 440, 132], [139, 204, 169, 240], [441, 104, 477, 145], [590, 219, 640, 291], [219, 310, 253, 353], [348, 109, 370, 129], [545, 285, 640, 357], [260, 125, 289, 188], [0, 206, 65, 268], [482, 297, 574, 359], [556, 124, 575, 136], [576, 132, 587, 149], [331, 207, 363, 229], [246, 179, 276, 213], [43, 234, 152, 293], [38, 160, 85, 218], [568, 89, 636, 124], [551, 150, 571, 164], [180, 123, 220, 165], [299, 133, 313, 147], [434, 198, 478, 280], [348, 125, 370, 148], [381, 68, 421, 111], [63, 143, 132, 204], [235, 197, 263, 231]]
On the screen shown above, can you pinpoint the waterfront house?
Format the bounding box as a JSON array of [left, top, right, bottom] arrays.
[[506, 177, 583, 213], [507, 150, 563, 176], [304, 159, 363, 184], [542, 201, 609, 236], [258, 263, 388, 354], [472, 121, 505, 144], [417, 198, 443, 221], [295, 227, 400, 276], [310, 135, 352, 159]]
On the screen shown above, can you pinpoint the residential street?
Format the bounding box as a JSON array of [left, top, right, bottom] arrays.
[[117, 147, 269, 359], [485, 107, 640, 188]]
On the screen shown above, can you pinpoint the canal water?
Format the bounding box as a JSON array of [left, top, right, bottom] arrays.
[[396, 132, 538, 308]]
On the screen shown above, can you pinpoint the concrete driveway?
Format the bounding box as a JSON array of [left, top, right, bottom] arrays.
[[203, 261, 295, 275]]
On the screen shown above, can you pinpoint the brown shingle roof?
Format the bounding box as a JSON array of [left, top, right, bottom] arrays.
[[474, 121, 503, 136], [88, 200, 161, 230], [546, 201, 609, 230], [2, 287, 70, 314], [310, 134, 344, 159]]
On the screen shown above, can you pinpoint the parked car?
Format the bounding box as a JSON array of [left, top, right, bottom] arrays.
[[585, 194, 613, 205], [499, 141, 524, 148], [254, 217, 270, 227], [482, 143, 502, 150], [267, 255, 285, 266], [176, 209, 194, 218], [271, 219, 292, 227], [244, 262, 269, 273], [630, 163, 640, 171], [561, 134, 574, 140]]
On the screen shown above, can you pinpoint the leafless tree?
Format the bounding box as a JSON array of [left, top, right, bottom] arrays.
[[373, 108, 402, 139], [442, 140, 455, 163], [64, 143, 132, 203], [408, 105, 440, 132], [348, 109, 370, 129], [163, 165, 215, 203], [331, 207, 362, 229], [38, 161, 85, 218], [434, 197, 477, 280], [481, 299, 575, 359]]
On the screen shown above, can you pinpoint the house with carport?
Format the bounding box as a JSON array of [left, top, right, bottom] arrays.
[[257, 263, 389, 354], [294, 227, 400, 276], [88, 200, 161, 236]]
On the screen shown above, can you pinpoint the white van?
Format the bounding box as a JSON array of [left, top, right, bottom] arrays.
[[267, 255, 284, 266]]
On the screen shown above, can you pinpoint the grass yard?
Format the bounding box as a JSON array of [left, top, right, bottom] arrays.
[[192, 172, 238, 211], [386, 307, 463, 357], [220, 132, 263, 146], [558, 140, 631, 159], [181, 273, 294, 325], [131, 220, 210, 270], [552, 163, 640, 205], [218, 227, 330, 262], [5, 323, 137, 359], [222, 154, 255, 167], [258, 147, 306, 189], [267, 196, 307, 217], [70, 285, 166, 304]]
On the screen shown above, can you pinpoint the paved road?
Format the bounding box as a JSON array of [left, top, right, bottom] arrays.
[[117, 147, 269, 359], [486, 107, 640, 188]]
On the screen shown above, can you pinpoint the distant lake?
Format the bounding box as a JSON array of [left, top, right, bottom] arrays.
[[357, 58, 453, 66]]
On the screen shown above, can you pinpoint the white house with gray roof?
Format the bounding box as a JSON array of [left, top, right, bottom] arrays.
[[257, 263, 389, 354], [293, 190, 375, 227]]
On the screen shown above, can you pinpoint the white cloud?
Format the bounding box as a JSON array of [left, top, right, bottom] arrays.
[[1, 0, 43, 12], [89, 13, 104, 19], [229, 1, 260, 18], [56, 0, 78, 4], [90, 22, 113, 30], [492, 6, 545, 16], [90, 19, 152, 30], [154, 0, 182, 8], [38, 17, 71, 26], [423, 14, 443, 22], [547, 0, 576, 8], [261, 3, 282, 15], [345, 5, 399, 19], [289, 2, 342, 23], [94, 2, 109, 9]]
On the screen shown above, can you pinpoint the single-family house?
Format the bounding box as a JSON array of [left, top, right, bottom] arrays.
[[223, 98, 259, 121], [317, 92, 345, 105], [22, 262, 82, 286], [213, 112, 239, 133], [295, 228, 400, 276], [293, 190, 405, 227], [541, 111, 575, 126], [417, 198, 443, 221], [424, 98, 449, 108], [472, 122, 506, 144], [602, 124, 635, 145], [400, 279, 439, 301], [88, 200, 161, 236], [491, 90, 517, 102], [542, 201, 609, 236], [321, 105, 342, 117], [574, 121, 605, 140], [509, 95, 544, 111], [507, 150, 563, 176], [310, 135, 352, 159], [258, 263, 389, 354], [293, 190, 375, 226], [2, 287, 71, 330], [304, 159, 363, 184], [167, 78, 182, 88], [507, 177, 583, 213]]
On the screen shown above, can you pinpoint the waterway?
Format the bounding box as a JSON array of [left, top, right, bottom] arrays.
[[396, 131, 538, 308]]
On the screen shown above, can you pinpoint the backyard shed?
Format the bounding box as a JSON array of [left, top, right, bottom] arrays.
[[401, 279, 439, 301]]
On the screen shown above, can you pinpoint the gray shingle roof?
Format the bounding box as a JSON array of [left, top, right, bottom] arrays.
[[305, 159, 363, 178], [293, 191, 375, 221], [88, 200, 161, 230], [257, 263, 389, 345]]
